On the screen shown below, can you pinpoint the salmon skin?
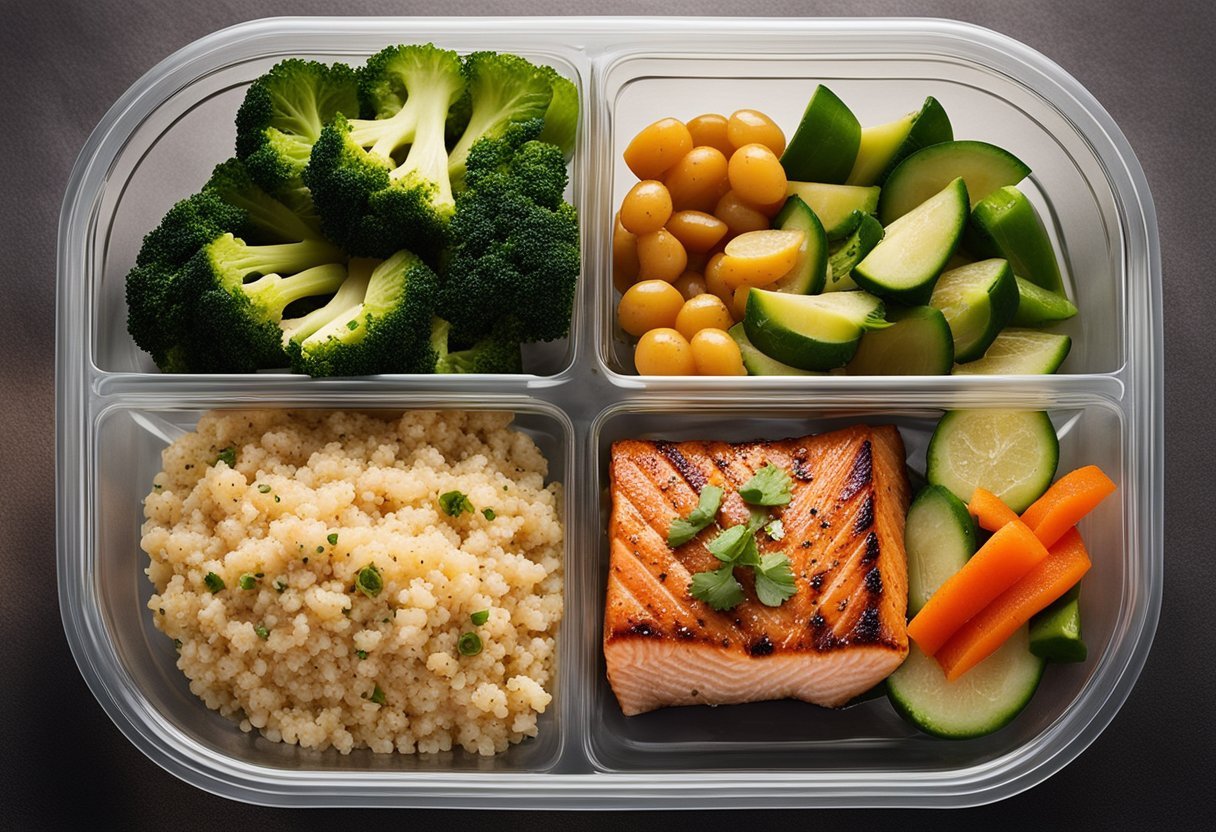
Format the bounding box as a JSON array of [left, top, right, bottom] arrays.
[[604, 425, 911, 716]]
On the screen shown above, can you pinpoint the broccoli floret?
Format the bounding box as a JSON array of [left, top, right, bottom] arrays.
[[425, 317, 523, 374], [205, 158, 323, 243], [536, 65, 579, 159], [438, 120, 579, 344], [235, 59, 360, 192], [446, 51, 553, 191], [304, 44, 466, 259], [285, 249, 438, 377], [125, 190, 247, 366], [176, 233, 347, 372]]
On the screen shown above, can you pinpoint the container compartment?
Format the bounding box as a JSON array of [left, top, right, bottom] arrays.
[[585, 397, 1129, 772], [597, 52, 1126, 380], [88, 45, 587, 380], [85, 398, 576, 775]]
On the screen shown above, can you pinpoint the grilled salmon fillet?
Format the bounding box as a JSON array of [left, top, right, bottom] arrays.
[[604, 425, 911, 715]]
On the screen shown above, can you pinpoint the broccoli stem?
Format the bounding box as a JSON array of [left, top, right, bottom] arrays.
[[280, 259, 374, 343], [218, 238, 343, 285], [243, 263, 347, 319], [348, 113, 419, 161]]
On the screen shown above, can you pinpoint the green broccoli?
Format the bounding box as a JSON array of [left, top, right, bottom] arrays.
[[304, 44, 467, 259], [536, 65, 579, 159], [177, 233, 347, 372], [438, 120, 579, 344], [445, 51, 555, 191], [285, 250, 438, 377], [235, 59, 360, 192], [425, 318, 523, 374]]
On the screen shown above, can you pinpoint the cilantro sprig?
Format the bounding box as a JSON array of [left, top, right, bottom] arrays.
[[682, 464, 797, 612], [739, 463, 793, 506], [668, 485, 724, 547]]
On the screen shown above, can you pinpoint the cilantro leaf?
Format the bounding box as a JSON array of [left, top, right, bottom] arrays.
[[739, 464, 793, 506], [735, 532, 760, 568], [765, 519, 785, 541], [668, 485, 724, 547], [689, 565, 745, 611], [706, 524, 753, 563], [754, 552, 797, 607], [438, 490, 475, 517]]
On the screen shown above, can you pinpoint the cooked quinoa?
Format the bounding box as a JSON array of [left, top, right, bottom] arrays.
[[141, 410, 563, 756]]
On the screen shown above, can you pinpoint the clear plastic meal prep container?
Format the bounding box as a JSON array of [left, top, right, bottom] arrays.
[[56, 16, 1162, 808]]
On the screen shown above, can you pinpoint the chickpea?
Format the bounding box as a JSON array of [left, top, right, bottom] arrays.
[[714, 191, 770, 236], [623, 118, 694, 180], [617, 280, 685, 337], [673, 271, 709, 301], [664, 146, 729, 212], [703, 252, 734, 306], [727, 143, 788, 207], [619, 180, 673, 235], [612, 212, 639, 293], [691, 328, 747, 375], [635, 228, 688, 283], [635, 327, 696, 375], [675, 293, 735, 340], [685, 113, 734, 157], [666, 210, 729, 254], [726, 109, 786, 155]]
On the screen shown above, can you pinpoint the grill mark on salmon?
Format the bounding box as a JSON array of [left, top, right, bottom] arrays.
[[604, 425, 912, 715]]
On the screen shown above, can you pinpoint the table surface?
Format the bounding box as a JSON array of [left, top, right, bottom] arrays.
[[3, 0, 1211, 828]]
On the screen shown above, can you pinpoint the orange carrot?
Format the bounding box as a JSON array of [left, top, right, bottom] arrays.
[[1019, 465, 1117, 550], [936, 527, 1092, 680], [968, 487, 1021, 533], [907, 520, 1050, 656]]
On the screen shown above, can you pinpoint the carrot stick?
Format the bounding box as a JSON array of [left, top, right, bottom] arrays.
[[936, 527, 1092, 680], [907, 520, 1050, 656], [968, 487, 1021, 533], [1019, 465, 1117, 549]]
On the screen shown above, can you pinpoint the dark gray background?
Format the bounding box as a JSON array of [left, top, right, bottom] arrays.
[[2, 0, 1211, 828]]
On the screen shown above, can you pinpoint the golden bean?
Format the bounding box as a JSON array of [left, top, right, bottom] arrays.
[[691, 328, 747, 375], [635, 228, 688, 283], [619, 180, 673, 235], [623, 118, 694, 180], [686, 113, 734, 157], [664, 146, 730, 212], [727, 143, 788, 207], [635, 327, 697, 375], [726, 109, 786, 155], [617, 280, 685, 336], [666, 210, 729, 254]]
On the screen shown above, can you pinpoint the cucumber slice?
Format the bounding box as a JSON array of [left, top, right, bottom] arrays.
[[904, 485, 978, 615], [967, 186, 1065, 295], [953, 329, 1072, 375], [785, 182, 881, 239], [880, 141, 1031, 224], [729, 323, 826, 376], [780, 85, 861, 184], [853, 177, 968, 305], [926, 409, 1059, 512], [1029, 585, 1087, 663], [846, 96, 954, 187], [825, 213, 884, 292], [743, 289, 887, 371], [887, 627, 1045, 739], [846, 306, 954, 375], [769, 196, 828, 294], [1012, 275, 1078, 326], [929, 258, 1019, 362]]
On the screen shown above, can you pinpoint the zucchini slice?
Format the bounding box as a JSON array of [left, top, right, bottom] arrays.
[[1012, 275, 1078, 326], [780, 85, 861, 184], [929, 258, 1019, 362], [728, 323, 826, 376], [825, 213, 885, 292], [880, 140, 1030, 224], [785, 182, 881, 240], [926, 409, 1059, 512], [904, 485, 977, 616], [887, 627, 1045, 739], [846, 306, 954, 375], [967, 186, 1065, 295], [952, 329, 1071, 375], [743, 289, 887, 371], [853, 177, 968, 305], [846, 95, 954, 187], [769, 196, 828, 295]]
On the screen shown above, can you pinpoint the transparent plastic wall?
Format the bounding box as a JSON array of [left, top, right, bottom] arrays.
[[58, 17, 1161, 808]]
